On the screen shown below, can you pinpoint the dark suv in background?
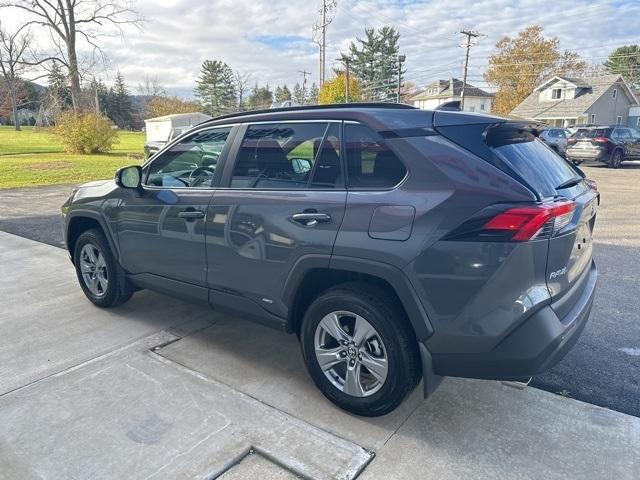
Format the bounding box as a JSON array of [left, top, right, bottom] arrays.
[[62, 104, 598, 416], [566, 126, 640, 167]]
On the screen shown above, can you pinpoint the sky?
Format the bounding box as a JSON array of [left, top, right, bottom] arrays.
[[3, 0, 640, 97]]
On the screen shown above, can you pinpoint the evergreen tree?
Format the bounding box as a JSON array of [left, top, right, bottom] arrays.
[[604, 45, 640, 89], [274, 84, 292, 103], [348, 26, 404, 102], [306, 83, 319, 105], [194, 60, 237, 116], [47, 61, 72, 111], [292, 82, 305, 104], [247, 83, 273, 109], [108, 71, 132, 128]]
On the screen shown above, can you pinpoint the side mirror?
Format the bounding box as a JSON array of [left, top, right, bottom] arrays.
[[115, 165, 142, 190]]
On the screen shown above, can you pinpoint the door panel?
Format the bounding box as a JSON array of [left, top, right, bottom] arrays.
[[206, 191, 346, 317], [117, 188, 212, 285]]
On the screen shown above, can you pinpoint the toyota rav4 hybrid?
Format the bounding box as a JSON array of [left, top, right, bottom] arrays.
[[62, 104, 598, 416]]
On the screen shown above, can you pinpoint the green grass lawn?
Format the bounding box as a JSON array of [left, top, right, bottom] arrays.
[[0, 126, 145, 189]]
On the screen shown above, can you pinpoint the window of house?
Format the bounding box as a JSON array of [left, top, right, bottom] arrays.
[[612, 88, 617, 99], [230, 122, 342, 189], [551, 89, 562, 100], [590, 114, 596, 123], [480, 103, 485, 110], [616, 116, 622, 125], [637, 118, 640, 128], [469, 106, 475, 112], [145, 127, 232, 188], [344, 123, 407, 189]]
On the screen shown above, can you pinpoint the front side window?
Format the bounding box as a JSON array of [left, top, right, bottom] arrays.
[[146, 127, 232, 188], [344, 123, 407, 189], [230, 122, 342, 189]]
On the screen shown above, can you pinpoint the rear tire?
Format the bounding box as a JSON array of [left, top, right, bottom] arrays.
[[609, 149, 623, 168], [300, 282, 421, 416], [73, 229, 133, 308]]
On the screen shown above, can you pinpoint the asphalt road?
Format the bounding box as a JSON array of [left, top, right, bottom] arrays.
[[1, 163, 638, 417]]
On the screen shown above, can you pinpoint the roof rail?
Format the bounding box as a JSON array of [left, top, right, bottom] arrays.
[[200, 102, 416, 124]]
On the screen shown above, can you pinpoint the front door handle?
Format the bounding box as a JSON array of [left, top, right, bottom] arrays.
[[178, 209, 205, 221], [292, 212, 331, 227]]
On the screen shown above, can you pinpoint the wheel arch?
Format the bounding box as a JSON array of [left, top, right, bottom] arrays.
[[283, 255, 434, 343], [66, 211, 119, 263]]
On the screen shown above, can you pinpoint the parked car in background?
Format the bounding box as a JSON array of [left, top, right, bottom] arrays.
[[539, 128, 571, 155], [144, 127, 186, 159], [566, 126, 640, 168], [62, 104, 598, 416], [566, 124, 598, 136]]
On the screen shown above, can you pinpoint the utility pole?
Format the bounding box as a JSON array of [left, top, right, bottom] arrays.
[[298, 69, 311, 104], [313, 0, 336, 87], [396, 54, 406, 103], [459, 30, 481, 111]]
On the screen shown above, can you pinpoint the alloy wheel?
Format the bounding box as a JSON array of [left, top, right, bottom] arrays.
[[79, 243, 109, 297], [314, 310, 388, 397]]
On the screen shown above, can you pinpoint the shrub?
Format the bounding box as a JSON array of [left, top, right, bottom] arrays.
[[53, 112, 119, 154]]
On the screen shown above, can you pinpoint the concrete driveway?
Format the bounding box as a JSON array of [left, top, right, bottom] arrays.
[[1, 231, 639, 479]]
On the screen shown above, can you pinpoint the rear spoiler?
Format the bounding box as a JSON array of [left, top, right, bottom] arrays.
[[435, 100, 461, 111]]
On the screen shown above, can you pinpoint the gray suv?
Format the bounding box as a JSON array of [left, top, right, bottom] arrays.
[[62, 104, 598, 416]]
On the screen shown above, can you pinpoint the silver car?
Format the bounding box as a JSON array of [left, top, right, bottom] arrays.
[[539, 128, 571, 155]]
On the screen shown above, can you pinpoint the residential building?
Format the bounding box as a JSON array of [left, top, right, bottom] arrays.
[[410, 78, 493, 112], [510, 74, 639, 127], [628, 105, 640, 129]]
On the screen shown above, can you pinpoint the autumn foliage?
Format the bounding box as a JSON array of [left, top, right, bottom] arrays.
[[318, 74, 362, 104], [484, 25, 586, 115]]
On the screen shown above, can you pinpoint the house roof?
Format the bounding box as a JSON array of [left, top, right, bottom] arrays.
[[411, 78, 493, 101], [511, 74, 638, 120]]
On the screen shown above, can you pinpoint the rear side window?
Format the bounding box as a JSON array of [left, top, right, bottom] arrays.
[[345, 123, 407, 189]]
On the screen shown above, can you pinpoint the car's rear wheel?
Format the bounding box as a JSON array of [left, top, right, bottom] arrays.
[[609, 149, 623, 168], [300, 283, 420, 416], [73, 229, 133, 308]]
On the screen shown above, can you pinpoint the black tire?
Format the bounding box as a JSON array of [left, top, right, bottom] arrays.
[[609, 149, 623, 168], [300, 282, 421, 416], [73, 228, 133, 308]]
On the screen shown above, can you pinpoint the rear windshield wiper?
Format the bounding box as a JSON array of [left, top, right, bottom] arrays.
[[556, 177, 582, 190]]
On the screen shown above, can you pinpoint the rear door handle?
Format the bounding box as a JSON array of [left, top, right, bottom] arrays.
[[178, 209, 205, 221], [292, 212, 331, 227]]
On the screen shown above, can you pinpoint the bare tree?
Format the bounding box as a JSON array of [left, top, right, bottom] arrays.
[[234, 71, 251, 111], [0, 0, 142, 111], [0, 22, 31, 130], [137, 74, 165, 97]]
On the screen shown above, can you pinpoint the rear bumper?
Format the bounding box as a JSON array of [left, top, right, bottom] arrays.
[[430, 260, 597, 380], [566, 148, 608, 163]]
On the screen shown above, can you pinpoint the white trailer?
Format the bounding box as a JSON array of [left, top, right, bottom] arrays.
[[144, 112, 212, 143]]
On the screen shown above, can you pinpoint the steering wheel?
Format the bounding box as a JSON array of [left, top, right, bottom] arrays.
[[189, 166, 216, 187]]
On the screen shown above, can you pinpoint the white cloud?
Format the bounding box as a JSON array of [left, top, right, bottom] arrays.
[[3, 0, 640, 95]]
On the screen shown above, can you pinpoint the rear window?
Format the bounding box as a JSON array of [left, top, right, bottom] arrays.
[[486, 124, 579, 198], [437, 122, 580, 199], [573, 128, 610, 139]]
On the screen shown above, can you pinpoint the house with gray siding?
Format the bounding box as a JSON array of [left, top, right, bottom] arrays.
[[510, 74, 638, 127], [629, 105, 640, 129]]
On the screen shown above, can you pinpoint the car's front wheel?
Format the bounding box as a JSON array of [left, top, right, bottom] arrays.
[[300, 283, 421, 416], [73, 229, 133, 308]]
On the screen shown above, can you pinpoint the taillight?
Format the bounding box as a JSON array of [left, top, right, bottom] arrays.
[[592, 137, 610, 144], [567, 138, 577, 145], [484, 201, 575, 241], [446, 201, 576, 242]]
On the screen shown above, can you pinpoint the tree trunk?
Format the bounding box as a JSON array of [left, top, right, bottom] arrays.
[[9, 86, 20, 131], [67, 42, 82, 111]]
